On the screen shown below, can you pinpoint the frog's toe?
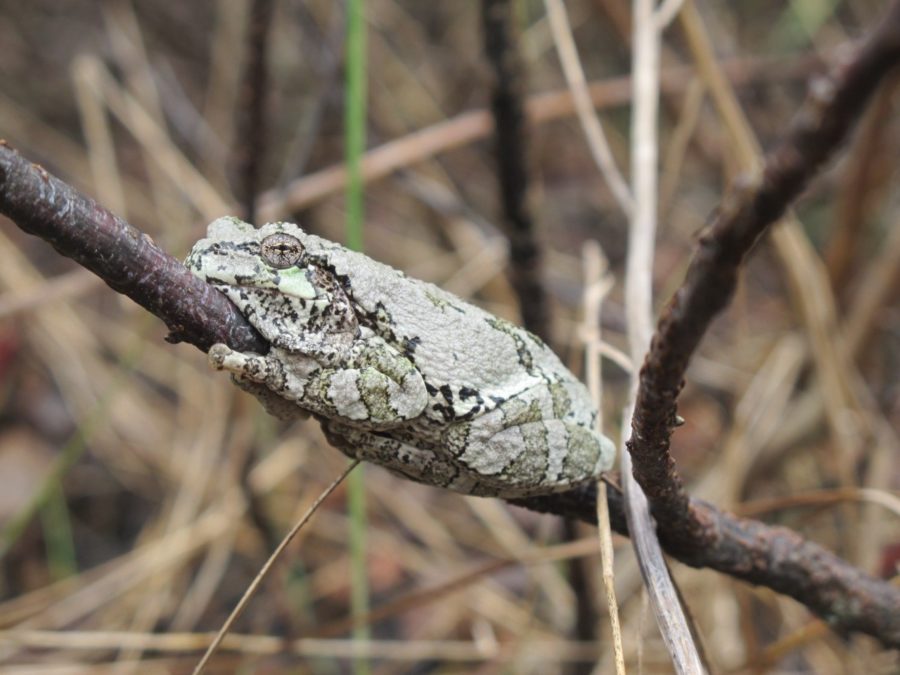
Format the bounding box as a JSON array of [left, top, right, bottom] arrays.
[[209, 346, 283, 388], [208, 343, 235, 370]]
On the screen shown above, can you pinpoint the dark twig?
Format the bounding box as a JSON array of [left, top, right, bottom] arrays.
[[825, 72, 898, 290], [229, 0, 280, 598], [609, 0, 900, 647], [481, 0, 550, 340], [482, 5, 597, 667], [234, 0, 275, 225], [0, 142, 266, 354], [627, 0, 900, 551], [519, 486, 900, 647], [2, 135, 899, 647]]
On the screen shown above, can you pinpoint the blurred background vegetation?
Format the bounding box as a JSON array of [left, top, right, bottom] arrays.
[[0, 1, 898, 672]]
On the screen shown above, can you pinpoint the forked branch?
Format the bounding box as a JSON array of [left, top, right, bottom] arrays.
[[627, 1, 900, 550]]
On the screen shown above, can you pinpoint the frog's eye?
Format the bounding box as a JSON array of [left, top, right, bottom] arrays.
[[261, 233, 304, 269]]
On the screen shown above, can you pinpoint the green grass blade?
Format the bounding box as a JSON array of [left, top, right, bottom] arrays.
[[345, 1, 370, 673]]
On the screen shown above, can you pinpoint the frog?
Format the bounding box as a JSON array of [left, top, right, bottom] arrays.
[[185, 217, 615, 498]]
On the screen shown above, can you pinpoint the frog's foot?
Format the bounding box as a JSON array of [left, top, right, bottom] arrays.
[[208, 344, 310, 420], [208, 344, 287, 390]]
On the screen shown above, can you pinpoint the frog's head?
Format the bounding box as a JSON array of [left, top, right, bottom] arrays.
[[186, 217, 357, 352], [186, 218, 322, 299]]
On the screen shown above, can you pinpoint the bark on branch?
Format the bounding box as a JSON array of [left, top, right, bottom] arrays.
[[0, 141, 266, 354], [628, 1, 900, 550], [625, 0, 900, 646]]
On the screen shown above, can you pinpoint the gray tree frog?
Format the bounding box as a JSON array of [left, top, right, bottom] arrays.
[[185, 217, 615, 497]]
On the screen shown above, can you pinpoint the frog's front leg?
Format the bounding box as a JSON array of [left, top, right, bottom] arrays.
[[208, 339, 427, 429], [207, 344, 304, 420], [442, 385, 615, 497]]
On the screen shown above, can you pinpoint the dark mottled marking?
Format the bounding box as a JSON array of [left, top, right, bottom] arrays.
[[498, 423, 550, 484], [439, 384, 454, 403], [549, 381, 572, 419], [458, 386, 479, 400], [485, 317, 535, 373], [432, 402, 454, 421], [403, 336, 421, 358], [453, 404, 481, 421]]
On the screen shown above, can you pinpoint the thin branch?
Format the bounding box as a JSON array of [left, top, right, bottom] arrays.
[[627, 0, 900, 551], [233, 0, 275, 225], [581, 243, 625, 674], [614, 0, 900, 647], [624, 0, 703, 671], [482, 8, 593, 671], [0, 142, 266, 355], [825, 73, 898, 291], [543, 0, 634, 217], [519, 481, 900, 647], [193, 461, 359, 675]]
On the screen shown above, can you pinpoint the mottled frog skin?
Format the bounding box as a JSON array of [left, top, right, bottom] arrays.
[[185, 217, 615, 497]]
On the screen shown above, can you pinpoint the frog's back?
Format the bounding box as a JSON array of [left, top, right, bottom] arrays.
[[307, 234, 587, 407]]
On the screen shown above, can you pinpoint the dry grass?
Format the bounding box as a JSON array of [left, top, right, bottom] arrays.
[[0, 1, 898, 673]]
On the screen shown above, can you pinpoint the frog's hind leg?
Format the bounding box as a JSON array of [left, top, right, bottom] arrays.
[[442, 385, 614, 497], [321, 421, 482, 494]]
